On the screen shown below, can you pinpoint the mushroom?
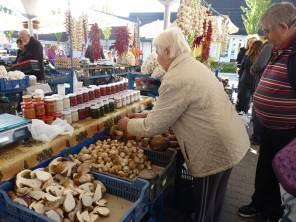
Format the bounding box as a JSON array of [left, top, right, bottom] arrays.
[[89, 212, 99, 222], [92, 183, 102, 202], [68, 199, 82, 221], [76, 211, 90, 222], [73, 173, 92, 184], [78, 183, 94, 193], [16, 187, 32, 196], [80, 193, 93, 207], [13, 197, 28, 207], [46, 210, 61, 222], [31, 169, 52, 182], [42, 177, 55, 190], [93, 206, 110, 216], [96, 199, 107, 207], [63, 191, 76, 213], [28, 190, 44, 200], [93, 180, 107, 193], [29, 201, 45, 214], [46, 185, 64, 197], [16, 170, 42, 189], [44, 193, 61, 202]]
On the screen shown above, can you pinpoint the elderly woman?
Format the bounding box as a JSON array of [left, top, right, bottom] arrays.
[[118, 27, 249, 222]]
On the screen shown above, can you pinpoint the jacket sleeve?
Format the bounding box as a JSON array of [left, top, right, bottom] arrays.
[[127, 80, 189, 137], [251, 43, 272, 77]]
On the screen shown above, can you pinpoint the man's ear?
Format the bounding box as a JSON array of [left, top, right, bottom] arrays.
[[165, 48, 170, 57], [279, 23, 289, 31]]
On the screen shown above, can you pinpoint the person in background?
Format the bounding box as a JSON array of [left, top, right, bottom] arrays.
[[141, 48, 165, 80], [249, 40, 273, 145], [236, 40, 263, 113], [47, 44, 58, 65], [14, 39, 25, 64], [238, 3, 296, 221], [18, 29, 44, 81], [118, 27, 250, 222]]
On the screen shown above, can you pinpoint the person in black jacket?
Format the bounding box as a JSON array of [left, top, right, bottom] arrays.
[[236, 40, 263, 113], [14, 39, 25, 64], [18, 30, 44, 81]]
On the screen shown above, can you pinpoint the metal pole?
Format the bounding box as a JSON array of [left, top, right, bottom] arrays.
[[28, 18, 34, 36], [163, 4, 171, 30]]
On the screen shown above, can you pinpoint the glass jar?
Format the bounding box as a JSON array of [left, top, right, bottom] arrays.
[[88, 88, 95, 101], [78, 104, 86, 120], [106, 84, 111, 96], [44, 98, 56, 114], [85, 103, 91, 118], [63, 95, 70, 110], [126, 93, 131, 105], [55, 97, 64, 112], [33, 96, 42, 102], [115, 82, 119, 93], [114, 96, 122, 109], [43, 115, 54, 124], [22, 95, 32, 103], [76, 91, 83, 105], [100, 85, 106, 96], [90, 105, 100, 119], [34, 101, 45, 117], [82, 89, 89, 103], [110, 83, 115, 95], [119, 81, 124, 92], [71, 107, 79, 122], [22, 103, 36, 119], [122, 95, 127, 107], [109, 99, 115, 112], [98, 102, 104, 117], [103, 99, 109, 114], [68, 93, 77, 107], [62, 110, 72, 124], [95, 86, 100, 98], [124, 80, 128, 90]]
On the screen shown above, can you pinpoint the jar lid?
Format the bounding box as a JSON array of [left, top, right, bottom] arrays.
[[62, 110, 71, 115], [78, 104, 85, 109], [71, 107, 78, 112], [90, 106, 98, 110], [76, 91, 83, 95], [63, 95, 70, 99], [67, 93, 77, 97]]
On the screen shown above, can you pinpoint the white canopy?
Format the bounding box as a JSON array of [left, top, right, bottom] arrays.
[[140, 20, 170, 39]]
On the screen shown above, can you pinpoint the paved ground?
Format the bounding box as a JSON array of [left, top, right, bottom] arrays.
[[220, 146, 259, 222]]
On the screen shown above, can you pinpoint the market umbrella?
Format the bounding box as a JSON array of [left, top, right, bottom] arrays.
[[140, 20, 170, 39]]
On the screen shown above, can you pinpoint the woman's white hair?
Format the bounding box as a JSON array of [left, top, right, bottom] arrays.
[[153, 27, 191, 59]]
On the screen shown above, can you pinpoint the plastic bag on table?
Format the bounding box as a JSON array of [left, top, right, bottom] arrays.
[[29, 118, 74, 142]]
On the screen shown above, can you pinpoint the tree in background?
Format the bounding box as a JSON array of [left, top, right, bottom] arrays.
[[102, 27, 112, 48], [4, 31, 14, 43], [55, 32, 63, 43], [241, 0, 271, 34]]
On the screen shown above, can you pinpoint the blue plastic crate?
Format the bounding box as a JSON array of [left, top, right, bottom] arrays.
[[0, 163, 149, 222], [0, 76, 29, 92]]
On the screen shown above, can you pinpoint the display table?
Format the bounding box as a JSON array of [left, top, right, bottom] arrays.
[[0, 97, 153, 183]]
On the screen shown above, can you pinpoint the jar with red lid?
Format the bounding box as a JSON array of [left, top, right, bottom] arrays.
[[100, 85, 106, 96], [22, 103, 36, 119], [110, 83, 115, 95], [88, 88, 95, 101], [76, 91, 83, 105], [106, 84, 111, 96], [68, 93, 78, 107], [95, 86, 100, 98], [82, 90, 89, 103], [34, 101, 45, 117], [78, 105, 86, 120], [115, 82, 119, 93]]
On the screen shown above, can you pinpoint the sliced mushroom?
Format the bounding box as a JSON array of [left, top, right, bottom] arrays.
[[31, 169, 52, 182], [29, 201, 45, 214], [96, 199, 107, 207], [92, 183, 102, 202], [42, 177, 55, 190], [46, 210, 61, 222], [46, 185, 64, 197], [13, 197, 28, 207], [63, 191, 76, 213], [89, 212, 99, 222], [16, 187, 32, 196], [28, 190, 44, 200], [73, 173, 92, 185], [93, 206, 110, 216], [93, 180, 107, 193], [63, 219, 71, 222], [76, 210, 90, 222], [44, 193, 61, 202], [80, 193, 93, 207], [16, 170, 42, 189], [68, 199, 82, 221], [79, 183, 94, 193], [55, 208, 64, 219]]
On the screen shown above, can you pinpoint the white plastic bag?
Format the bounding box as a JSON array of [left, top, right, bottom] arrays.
[[29, 118, 74, 142]]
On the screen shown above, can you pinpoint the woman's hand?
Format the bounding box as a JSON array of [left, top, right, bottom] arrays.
[[118, 117, 129, 131]]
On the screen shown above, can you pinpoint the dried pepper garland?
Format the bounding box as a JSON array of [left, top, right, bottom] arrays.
[[114, 26, 130, 56], [201, 20, 213, 63], [89, 23, 101, 60]]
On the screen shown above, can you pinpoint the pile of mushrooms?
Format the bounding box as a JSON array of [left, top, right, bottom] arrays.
[[69, 139, 152, 179], [9, 157, 110, 222]]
